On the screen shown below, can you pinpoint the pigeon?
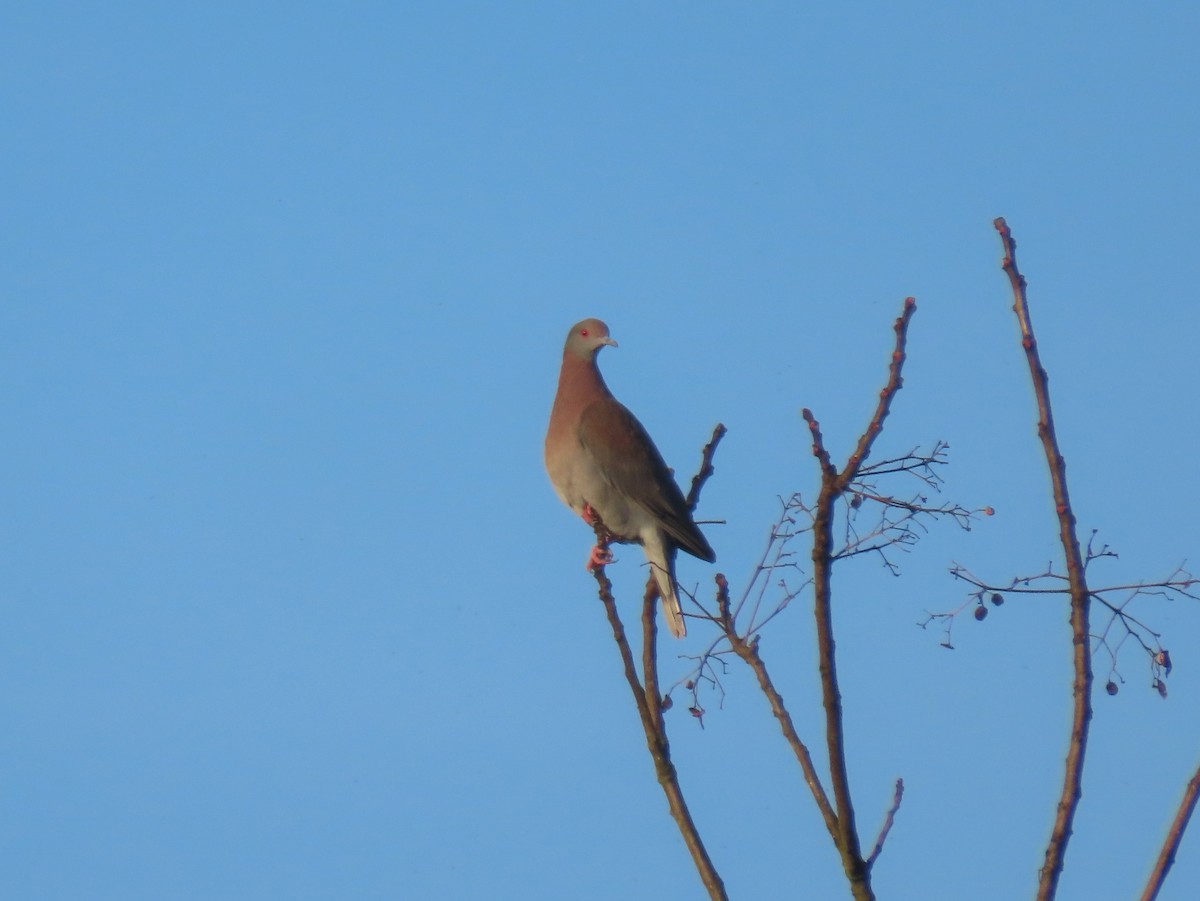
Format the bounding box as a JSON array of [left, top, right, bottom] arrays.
[[545, 318, 715, 638]]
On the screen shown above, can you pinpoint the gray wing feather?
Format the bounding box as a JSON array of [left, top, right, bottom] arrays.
[[577, 398, 715, 562]]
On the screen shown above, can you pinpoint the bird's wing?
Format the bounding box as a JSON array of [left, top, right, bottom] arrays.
[[577, 397, 715, 562]]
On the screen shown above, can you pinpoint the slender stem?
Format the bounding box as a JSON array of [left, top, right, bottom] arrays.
[[866, 779, 905, 870], [994, 218, 1093, 901], [836, 297, 917, 488], [686, 424, 727, 510], [733, 638, 841, 842], [643, 579, 664, 735], [592, 564, 727, 900], [719, 568, 840, 844], [586, 432, 728, 900], [1139, 761, 1200, 901], [811, 469, 873, 901]]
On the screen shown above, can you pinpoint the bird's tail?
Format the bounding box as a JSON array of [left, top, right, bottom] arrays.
[[645, 533, 687, 639]]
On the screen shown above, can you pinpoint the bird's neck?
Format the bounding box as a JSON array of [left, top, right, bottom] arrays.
[[555, 352, 611, 408]]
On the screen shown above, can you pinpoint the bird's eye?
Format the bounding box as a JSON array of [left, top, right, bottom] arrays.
[[580, 328, 589, 336]]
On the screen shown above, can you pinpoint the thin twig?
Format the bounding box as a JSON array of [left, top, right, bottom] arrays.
[[949, 564, 1198, 601], [719, 574, 841, 846], [866, 779, 905, 870], [995, 218, 1093, 901], [940, 563, 1192, 686], [686, 423, 727, 511], [836, 296, 918, 492], [1139, 761, 1200, 901]]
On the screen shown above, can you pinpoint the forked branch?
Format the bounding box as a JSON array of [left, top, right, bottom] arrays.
[[588, 426, 728, 900], [798, 295, 917, 901]]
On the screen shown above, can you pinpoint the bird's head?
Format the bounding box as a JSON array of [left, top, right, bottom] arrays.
[[564, 318, 618, 360]]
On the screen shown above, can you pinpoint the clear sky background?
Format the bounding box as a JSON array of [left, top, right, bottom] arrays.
[[3, 3, 1198, 899]]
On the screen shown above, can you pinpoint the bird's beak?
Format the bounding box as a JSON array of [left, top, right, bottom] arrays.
[[602, 337, 619, 348]]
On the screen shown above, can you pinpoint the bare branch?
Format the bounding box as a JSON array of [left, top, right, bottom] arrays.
[[796, 296, 917, 901], [942, 560, 1195, 690], [686, 423, 727, 511], [585, 434, 728, 900], [642, 577, 665, 735], [718, 574, 842, 847], [995, 217, 1093, 901], [588, 546, 726, 899], [1139, 761, 1200, 901], [832, 297, 918, 488], [866, 779, 905, 871]]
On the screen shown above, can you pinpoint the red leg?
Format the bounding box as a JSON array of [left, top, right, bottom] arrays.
[[586, 544, 614, 570]]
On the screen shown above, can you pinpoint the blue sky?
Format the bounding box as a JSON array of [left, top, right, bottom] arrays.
[[3, 3, 1199, 899]]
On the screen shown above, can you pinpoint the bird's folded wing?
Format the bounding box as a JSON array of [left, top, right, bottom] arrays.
[[578, 397, 715, 562]]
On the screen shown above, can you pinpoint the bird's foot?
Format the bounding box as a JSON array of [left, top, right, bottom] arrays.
[[586, 544, 614, 570], [581, 503, 599, 525]]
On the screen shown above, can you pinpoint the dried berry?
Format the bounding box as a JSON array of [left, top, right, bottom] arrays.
[[1105, 681, 1118, 696], [990, 593, 1004, 606], [974, 605, 988, 621]]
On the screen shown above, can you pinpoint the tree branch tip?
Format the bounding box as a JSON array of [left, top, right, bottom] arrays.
[[866, 777, 906, 871]]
